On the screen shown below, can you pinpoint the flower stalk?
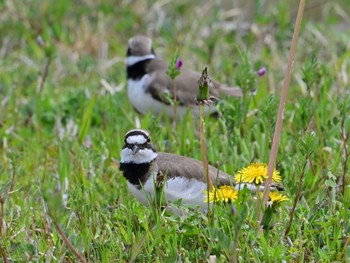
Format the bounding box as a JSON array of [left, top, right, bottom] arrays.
[[166, 50, 182, 127], [196, 67, 215, 217]]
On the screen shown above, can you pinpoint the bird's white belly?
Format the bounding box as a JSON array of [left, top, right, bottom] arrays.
[[127, 76, 203, 118], [127, 174, 208, 210], [127, 180, 154, 206], [164, 177, 207, 209], [128, 75, 157, 115]]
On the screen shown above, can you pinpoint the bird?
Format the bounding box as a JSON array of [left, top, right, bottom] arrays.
[[126, 35, 243, 118], [119, 129, 283, 212]]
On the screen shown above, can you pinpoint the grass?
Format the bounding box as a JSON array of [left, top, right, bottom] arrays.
[[1, 0, 350, 262]]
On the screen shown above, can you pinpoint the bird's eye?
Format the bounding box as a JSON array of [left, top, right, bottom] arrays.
[[147, 137, 151, 144]]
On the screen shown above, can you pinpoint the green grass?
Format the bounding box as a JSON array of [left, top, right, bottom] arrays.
[[1, 0, 350, 262]]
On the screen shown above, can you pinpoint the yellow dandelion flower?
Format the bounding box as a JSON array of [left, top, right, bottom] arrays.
[[259, 191, 289, 207], [234, 163, 281, 185], [268, 192, 289, 204], [204, 185, 238, 203]]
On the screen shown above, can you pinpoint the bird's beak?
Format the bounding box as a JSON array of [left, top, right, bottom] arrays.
[[132, 145, 140, 155]]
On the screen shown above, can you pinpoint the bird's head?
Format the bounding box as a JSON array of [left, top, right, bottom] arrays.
[[121, 129, 157, 164], [127, 35, 154, 55], [126, 36, 156, 66]]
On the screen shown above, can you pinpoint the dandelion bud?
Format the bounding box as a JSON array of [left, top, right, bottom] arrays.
[[197, 67, 212, 102]]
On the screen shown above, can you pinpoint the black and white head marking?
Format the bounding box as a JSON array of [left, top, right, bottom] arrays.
[[126, 35, 156, 67], [121, 129, 157, 164]]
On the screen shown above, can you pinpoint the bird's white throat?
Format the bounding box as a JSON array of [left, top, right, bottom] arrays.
[[121, 147, 157, 164]]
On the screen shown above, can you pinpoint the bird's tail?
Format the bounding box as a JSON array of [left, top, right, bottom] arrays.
[[219, 85, 243, 97]]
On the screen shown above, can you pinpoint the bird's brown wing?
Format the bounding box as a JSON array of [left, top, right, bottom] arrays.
[[146, 69, 201, 106], [145, 59, 223, 106], [156, 152, 236, 187], [174, 69, 242, 99]]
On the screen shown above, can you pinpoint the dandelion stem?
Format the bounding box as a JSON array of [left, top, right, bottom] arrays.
[[197, 67, 213, 219], [261, 0, 305, 212]]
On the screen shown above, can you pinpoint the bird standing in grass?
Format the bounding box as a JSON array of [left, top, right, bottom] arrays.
[[119, 129, 284, 211], [126, 35, 243, 118]]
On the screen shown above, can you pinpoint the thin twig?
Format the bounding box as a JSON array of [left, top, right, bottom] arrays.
[[54, 221, 88, 263], [0, 195, 3, 237], [341, 120, 349, 196], [37, 57, 52, 93], [232, 225, 239, 263], [342, 234, 350, 258], [0, 195, 8, 263], [285, 160, 308, 236], [0, 246, 8, 263], [173, 83, 178, 128], [309, 158, 316, 176], [261, 0, 305, 211]]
